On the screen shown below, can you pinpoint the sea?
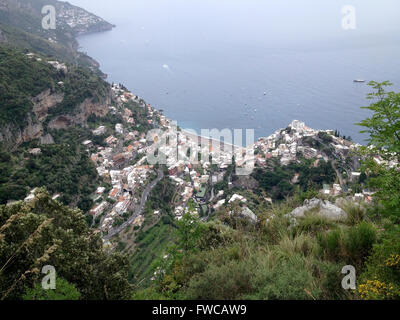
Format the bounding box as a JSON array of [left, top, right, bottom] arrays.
[[69, 0, 400, 144]]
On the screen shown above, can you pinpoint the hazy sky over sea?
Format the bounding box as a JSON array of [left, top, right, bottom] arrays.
[[68, 0, 400, 143], [70, 0, 400, 43]]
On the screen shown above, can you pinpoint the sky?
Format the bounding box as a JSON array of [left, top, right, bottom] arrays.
[[69, 0, 400, 45]]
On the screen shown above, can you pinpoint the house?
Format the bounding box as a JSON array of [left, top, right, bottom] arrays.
[[354, 193, 364, 201], [82, 140, 93, 148], [228, 194, 247, 203], [115, 200, 130, 215], [96, 187, 106, 194], [322, 184, 331, 195], [333, 184, 342, 196], [47, 60, 67, 72], [113, 153, 126, 167], [29, 148, 42, 155], [89, 201, 108, 218], [351, 172, 361, 181], [93, 126, 107, 136], [115, 123, 124, 135], [108, 187, 122, 200], [52, 194, 61, 200], [133, 215, 145, 227], [200, 175, 210, 184], [105, 135, 118, 146], [213, 199, 226, 210], [24, 188, 39, 202]]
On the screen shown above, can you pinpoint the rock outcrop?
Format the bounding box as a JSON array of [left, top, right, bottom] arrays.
[[0, 115, 43, 149], [32, 90, 64, 121], [230, 206, 258, 224], [286, 198, 347, 221], [40, 133, 55, 145], [0, 87, 111, 148], [240, 207, 258, 224], [48, 97, 110, 130]]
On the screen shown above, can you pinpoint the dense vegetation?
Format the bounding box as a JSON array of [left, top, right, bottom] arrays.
[[0, 0, 112, 70], [252, 159, 336, 200], [0, 46, 113, 211], [0, 126, 101, 213], [0, 190, 132, 300], [0, 46, 110, 126], [0, 47, 60, 124]]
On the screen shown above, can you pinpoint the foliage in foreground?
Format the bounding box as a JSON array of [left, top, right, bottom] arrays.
[[0, 189, 132, 300]]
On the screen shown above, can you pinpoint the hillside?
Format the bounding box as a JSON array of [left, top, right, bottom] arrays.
[[0, 0, 114, 70], [0, 2, 117, 211]]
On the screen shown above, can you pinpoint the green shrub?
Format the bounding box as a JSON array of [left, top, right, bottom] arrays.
[[23, 278, 81, 301], [343, 222, 377, 266], [318, 222, 377, 268], [185, 260, 253, 300], [342, 202, 366, 226], [275, 233, 318, 258], [317, 229, 343, 261], [296, 213, 336, 235], [358, 226, 400, 300], [246, 253, 321, 300]]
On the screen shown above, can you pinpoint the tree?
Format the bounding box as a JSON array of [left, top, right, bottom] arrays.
[[176, 214, 207, 252], [358, 81, 400, 157], [357, 81, 400, 216], [0, 189, 132, 300]]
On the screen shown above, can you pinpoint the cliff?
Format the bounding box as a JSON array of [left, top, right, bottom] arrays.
[[0, 47, 113, 149], [0, 0, 113, 72]]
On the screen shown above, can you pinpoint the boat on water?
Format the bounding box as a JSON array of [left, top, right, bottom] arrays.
[[353, 79, 366, 83]]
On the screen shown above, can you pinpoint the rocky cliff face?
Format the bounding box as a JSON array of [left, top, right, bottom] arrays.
[[0, 115, 43, 149], [0, 89, 64, 148], [0, 88, 112, 148], [48, 95, 111, 130], [32, 89, 64, 122]]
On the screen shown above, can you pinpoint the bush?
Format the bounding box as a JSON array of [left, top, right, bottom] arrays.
[[342, 202, 366, 226], [246, 253, 321, 300], [185, 260, 253, 300], [296, 213, 336, 235], [318, 222, 377, 268], [317, 229, 342, 261], [358, 226, 400, 300], [343, 222, 377, 266], [23, 278, 81, 301]]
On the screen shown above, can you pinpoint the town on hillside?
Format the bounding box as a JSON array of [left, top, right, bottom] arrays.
[[20, 67, 398, 248]]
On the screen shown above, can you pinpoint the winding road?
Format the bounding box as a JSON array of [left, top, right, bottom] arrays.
[[103, 168, 164, 240]]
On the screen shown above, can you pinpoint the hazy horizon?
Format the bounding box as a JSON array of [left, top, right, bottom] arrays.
[[68, 0, 400, 143]]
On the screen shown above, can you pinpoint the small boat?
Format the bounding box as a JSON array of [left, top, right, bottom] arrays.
[[353, 79, 366, 83]]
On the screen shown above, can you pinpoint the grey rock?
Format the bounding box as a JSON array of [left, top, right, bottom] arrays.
[[230, 207, 258, 224], [240, 207, 258, 224], [286, 198, 347, 221], [40, 133, 55, 145]]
